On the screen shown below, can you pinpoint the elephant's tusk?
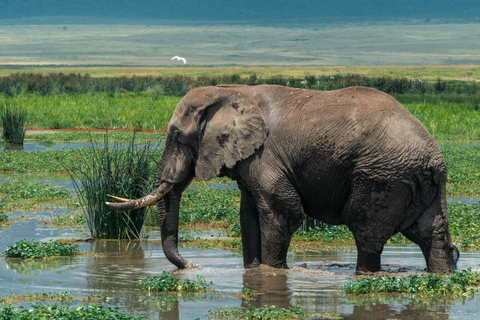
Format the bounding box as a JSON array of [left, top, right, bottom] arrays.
[[107, 194, 133, 203], [105, 182, 174, 211]]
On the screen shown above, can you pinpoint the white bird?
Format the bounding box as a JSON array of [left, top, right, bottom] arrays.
[[171, 56, 186, 64]]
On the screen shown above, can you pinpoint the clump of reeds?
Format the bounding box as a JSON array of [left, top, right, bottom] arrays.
[[1, 102, 27, 145], [65, 133, 158, 239]]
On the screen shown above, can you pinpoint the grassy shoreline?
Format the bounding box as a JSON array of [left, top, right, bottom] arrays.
[[0, 65, 479, 80]]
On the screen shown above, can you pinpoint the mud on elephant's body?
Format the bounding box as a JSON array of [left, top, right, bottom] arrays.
[[107, 84, 459, 274]]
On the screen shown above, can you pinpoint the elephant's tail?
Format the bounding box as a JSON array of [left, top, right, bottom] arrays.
[[439, 173, 460, 265]]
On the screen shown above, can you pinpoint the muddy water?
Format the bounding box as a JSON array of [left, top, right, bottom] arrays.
[[1, 210, 480, 319]]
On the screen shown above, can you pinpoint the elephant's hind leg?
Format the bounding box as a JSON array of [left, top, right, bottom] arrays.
[[344, 180, 412, 274], [401, 195, 456, 273]]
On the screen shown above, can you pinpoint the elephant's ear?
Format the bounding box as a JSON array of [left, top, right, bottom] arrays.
[[195, 89, 268, 180]]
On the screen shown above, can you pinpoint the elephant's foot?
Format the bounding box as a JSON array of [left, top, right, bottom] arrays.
[[426, 245, 457, 273], [244, 257, 261, 269], [355, 249, 382, 274]]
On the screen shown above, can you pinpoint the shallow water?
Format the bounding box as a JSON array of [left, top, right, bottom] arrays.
[[0, 140, 163, 152], [1, 209, 480, 319]]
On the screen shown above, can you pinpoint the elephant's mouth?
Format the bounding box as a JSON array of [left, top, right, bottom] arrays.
[[105, 182, 174, 211]]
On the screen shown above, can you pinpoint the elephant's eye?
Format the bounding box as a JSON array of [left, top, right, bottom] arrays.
[[174, 130, 188, 145]]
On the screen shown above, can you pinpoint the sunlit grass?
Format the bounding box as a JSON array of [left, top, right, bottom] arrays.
[[0, 93, 179, 131]]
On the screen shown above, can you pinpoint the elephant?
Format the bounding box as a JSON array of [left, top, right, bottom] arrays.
[[106, 84, 459, 274]]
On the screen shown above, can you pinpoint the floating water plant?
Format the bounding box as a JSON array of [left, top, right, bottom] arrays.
[[210, 305, 336, 320], [139, 270, 211, 293], [64, 133, 158, 239], [0, 303, 144, 320], [3, 239, 79, 259], [344, 268, 480, 297], [1, 102, 27, 146]]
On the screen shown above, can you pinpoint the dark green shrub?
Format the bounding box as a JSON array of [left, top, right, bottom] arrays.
[[1, 102, 27, 145], [1, 73, 478, 97], [0, 212, 8, 223], [64, 133, 158, 239], [3, 239, 79, 259]]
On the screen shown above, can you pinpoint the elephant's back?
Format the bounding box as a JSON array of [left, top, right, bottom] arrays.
[[253, 85, 445, 220], [256, 85, 436, 152]]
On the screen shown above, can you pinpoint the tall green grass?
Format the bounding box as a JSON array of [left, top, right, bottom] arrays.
[[400, 94, 480, 141], [0, 93, 179, 131], [1, 101, 27, 145], [64, 134, 158, 239]]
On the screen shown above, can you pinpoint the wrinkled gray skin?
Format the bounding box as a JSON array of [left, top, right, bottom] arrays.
[[107, 84, 459, 274]]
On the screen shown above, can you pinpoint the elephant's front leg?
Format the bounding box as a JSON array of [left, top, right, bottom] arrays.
[[239, 188, 262, 268], [256, 186, 305, 268]]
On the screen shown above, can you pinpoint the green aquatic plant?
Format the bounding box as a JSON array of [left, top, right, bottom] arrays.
[[0, 181, 73, 211], [447, 203, 480, 248], [3, 239, 79, 259], [179, 182, 240, 226], [40, 211, 86, 228], [344, 268, 480, 297], [296, 219, 353, 243], [64, 133, 158, 239], [139, 271, 211, 293], [0, 212, 8, 223], [210, 305, 337, 320], [0, 304, 144, 320], [1, 101, 27, 145]]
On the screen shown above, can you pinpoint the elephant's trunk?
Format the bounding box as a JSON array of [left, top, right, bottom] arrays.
[[158, 192, 190, 269], [105, 182, 174, 211]]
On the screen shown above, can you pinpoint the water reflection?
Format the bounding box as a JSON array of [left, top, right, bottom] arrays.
[[242, 267, 291, 308], [447, 196, 479, 205], [343, 302, 450, 320], [1, 210, 480, 318], [5, 256, 78, 276]]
